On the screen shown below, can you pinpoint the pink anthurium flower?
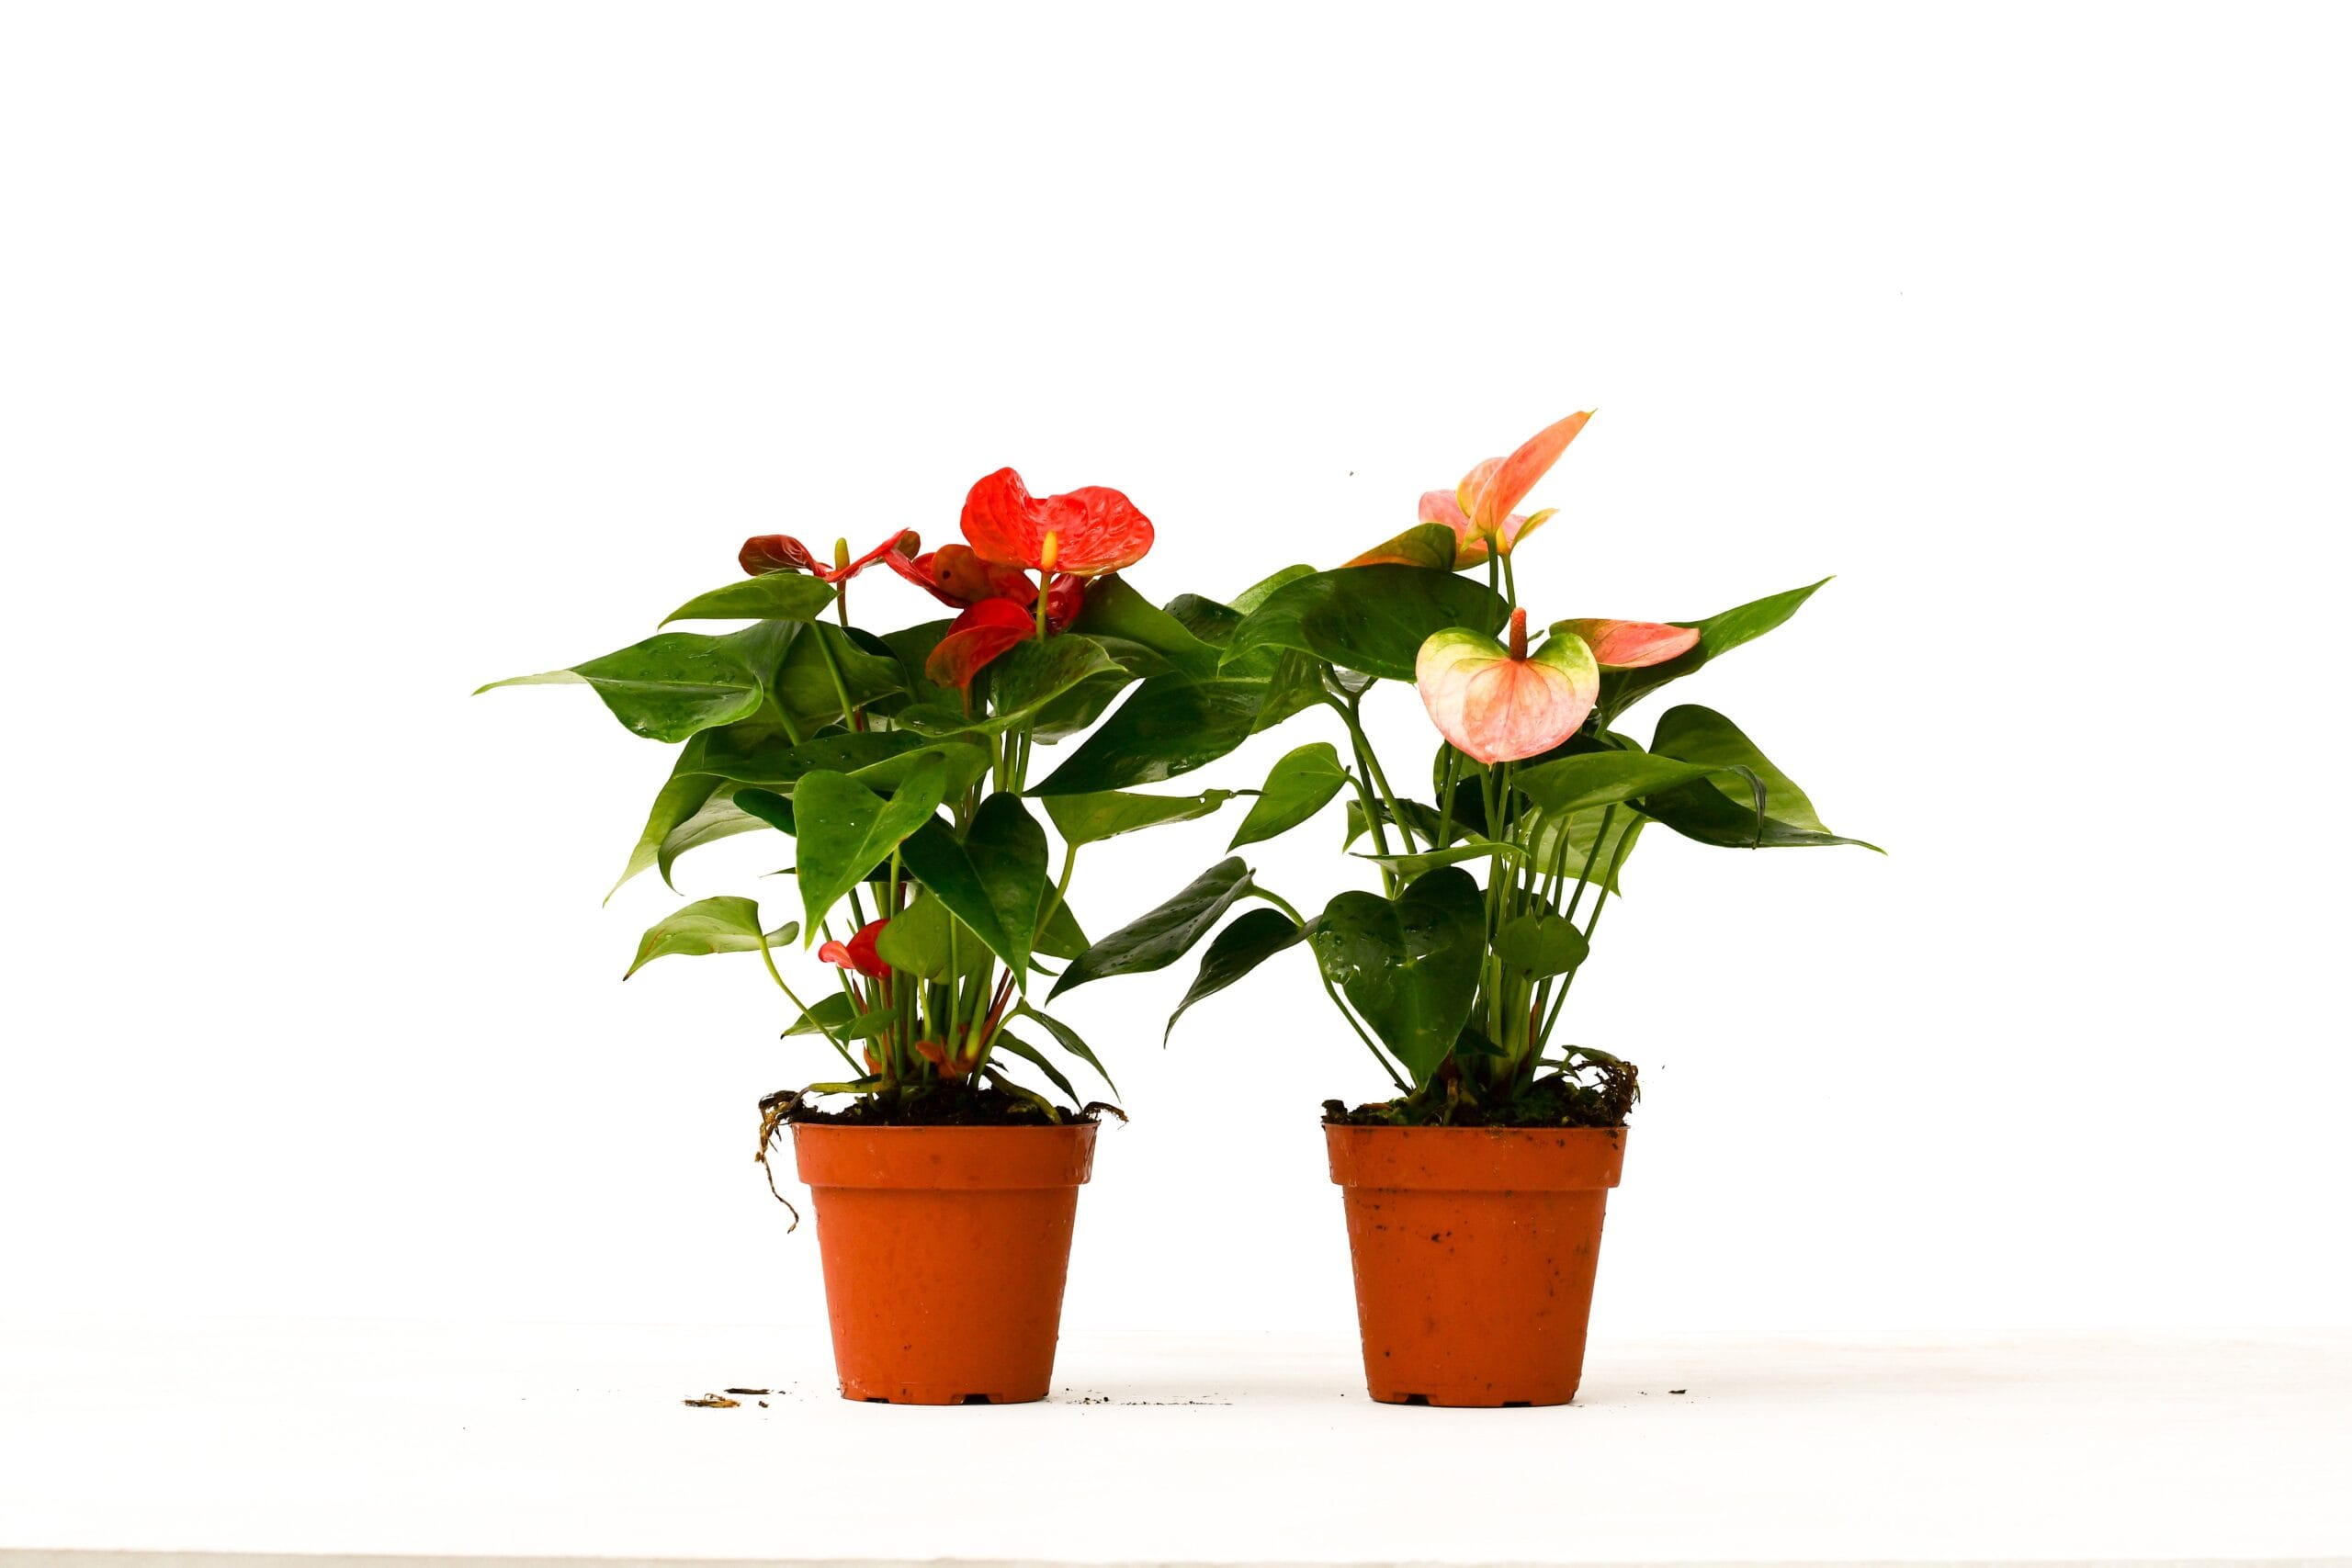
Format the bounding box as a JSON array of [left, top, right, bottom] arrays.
[[818, 919, 890, 978], [740, 528, 919, 584], [1416, 610, 1600, 764], [1342, 412, 1593, 572], [960, 468, 1154, 578], [1547, 617, 1700, 670], [1458, 410, 1592, 547]]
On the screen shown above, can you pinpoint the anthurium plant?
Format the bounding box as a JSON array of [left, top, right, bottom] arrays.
[[1050, 413, 1878, 1126], [482, 467, 1276, 1130]]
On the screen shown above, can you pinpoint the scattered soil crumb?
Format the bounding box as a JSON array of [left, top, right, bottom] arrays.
[[1670, 1388, 1688, 1394], [758, 1400, 769, 1407], [683, 1393, 741, 1409]]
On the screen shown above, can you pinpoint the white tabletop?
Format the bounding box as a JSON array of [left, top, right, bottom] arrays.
[[3, 1317, 2345, 1566]]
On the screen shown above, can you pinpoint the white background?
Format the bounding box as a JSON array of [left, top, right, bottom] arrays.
[[4, 1, 2346, 1346]]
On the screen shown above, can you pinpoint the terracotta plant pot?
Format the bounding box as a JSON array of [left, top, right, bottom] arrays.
[[792, 1121, 1097, 1404], [1325, 1123, 1626, 1407]]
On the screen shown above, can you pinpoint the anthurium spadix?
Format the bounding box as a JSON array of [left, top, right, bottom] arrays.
[[1416, 610, 1600, 764]]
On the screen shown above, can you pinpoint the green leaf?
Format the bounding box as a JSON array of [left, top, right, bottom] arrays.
[[1042, 787, 1241, 849], [1230, 564, 1316, 615], [967, 793, 1049, 976], [874, 890, 956, 979], [1029, 677, 1267, 795], [1051, 857, 1255, 998], [1306, 868, 1485, 1084], [1495, 910, 1590, 978], [479, 618, 796, 743], [791, 759, 954, 938], [1166, 908, 1306, 1041], [656, 788, 770, 888], [1219, 564, 1507, 682], [984, 635, 1128, 731], [610, 766, 723, 900], [1594, 578, 1831, 723], [1355, 839, 1528, 877], [771, 622, 907, 730], [1229, 742, 1350, 850], [1510, 750, 1724, 816], [785, 993, 856, 1037], [1638, 704, 1880, 852], [894, 816, 1025, 977], [1342, 521, 1459, 571], [985, 1030, 1080, 1103], [1012, 1002, 1118, 1093], [626, 896, 797, 978], [661, 573, 839, 626], [1071, 575, 1222, 679], [1159, 593, 1243, 649], [1035, 898, 1090, 962], [1251, 649, 1329, 730]]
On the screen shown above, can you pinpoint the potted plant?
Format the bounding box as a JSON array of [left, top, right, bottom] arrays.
[[481, 466, 1264, 1404], [1052, 412, 1877, 1405]]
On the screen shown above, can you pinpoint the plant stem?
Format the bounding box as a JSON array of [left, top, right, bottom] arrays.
[[809, 627, 863, 733], [1251, 886, 1409, 1092], [757, 933, 857, 1071]]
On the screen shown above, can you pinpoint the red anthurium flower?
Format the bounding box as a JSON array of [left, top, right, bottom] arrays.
[[960, 468, 1154, 578], [1416, 610, 1600, 765], [925, 598, 1037, 692], [887, 542, 1039, 609], [1547, 617, 1700, 670], [817, 919, 890, 978], [741, 528, 920, 584]]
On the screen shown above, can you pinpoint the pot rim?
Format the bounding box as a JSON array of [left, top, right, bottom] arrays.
[[793, 1117, 1098, 1190], [1324, 1120, 1625, 1191]]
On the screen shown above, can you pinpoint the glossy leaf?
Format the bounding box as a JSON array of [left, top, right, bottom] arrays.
[[1013, 1002, 1118, 1093], [1051, 857, 1255, 998], [1341, 521, 1459, 571], [771, 622, 906, 728], [1306, 868, 1485, 1083], [1523, 807, 1644, 897], [661, 573, 839, 626], [1495, 910, 1589, 978], [875, 891, 956, 979], [610, 767, 722, 899], [1222, 564, 1507, 682], [1639, 705, 1881, 852], [895, 817, 1026, 976], [1354, 839, 1528, 877], [1034, 898, 1091, 962], [985, 636, 1127, 731], [479, 618, 795, 743], [1228, 742, 1349, 850], [1596, 578, 1832, 722], [966, 793, 1049, 976], [1042, 787, 1242, 849], [790, 759, 953, 938], [625, 896, 796, 978], [1511, 750, 1724, 816], [1071, 576, 1221, 680], [986, 1030, 1080, 1103], [1165, 908, 1306, 1041], [1029, 677, 1267, 795]]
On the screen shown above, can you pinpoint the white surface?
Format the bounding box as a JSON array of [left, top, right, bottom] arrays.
[[3, 1319, 2346, 1564], [5, 4, 2351, 1343]]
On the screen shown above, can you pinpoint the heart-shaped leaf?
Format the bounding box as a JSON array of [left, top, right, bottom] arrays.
[[1042, 787, 1242, 849], [791, 758, 954, 937], [1029, 677, 1269, 795], [626, 896, 797, 978], [1220, 565, 1507, 682], [1228, 742, 1349, 850], [1495, 910, 1589, 978], [662, 573, 839, 626], [1637, 704, 1882, 852], [1306, 868, 1485, 1084], [480, 618, 797, 743], [1510, 750, 1724, 816], [1071, 576, 1222, 680], [893, 802, 1043, 979], [875, 890, 956, 979], [1166, 907, 1306, 1041], [1052, 857, 1255, 998]]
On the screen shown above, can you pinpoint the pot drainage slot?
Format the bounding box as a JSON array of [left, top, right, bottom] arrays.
[[865, 1396, 890, 1404], [1401, 1393, 1431, 1406], [1502, 1400, 1532, 1408], [960, 1393, 993, 1405]]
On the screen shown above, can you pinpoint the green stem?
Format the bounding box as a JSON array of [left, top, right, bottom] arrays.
[[757, 934, 857, 1072], [1035, 844, 1079, 939], [1253, 887, 1408, 1094], [810, 627, 863, 732], [1434, 744, 1463, 847]]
